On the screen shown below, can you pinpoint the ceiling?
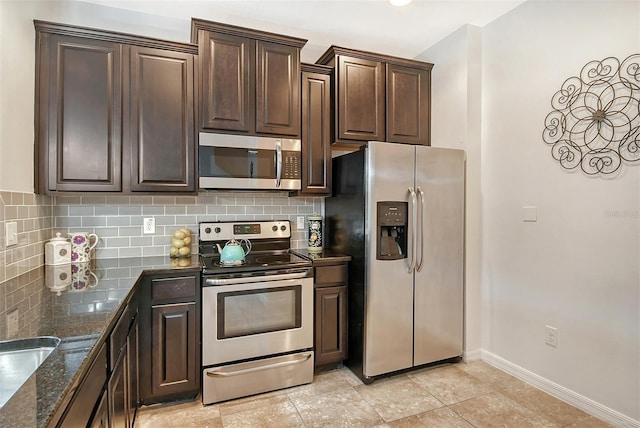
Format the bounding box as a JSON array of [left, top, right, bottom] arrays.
[[81, 0, 527, 62]]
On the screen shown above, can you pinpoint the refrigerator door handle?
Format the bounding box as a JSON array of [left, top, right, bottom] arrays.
[[408, 187, 417, 273], [416, 187, 425, 272]]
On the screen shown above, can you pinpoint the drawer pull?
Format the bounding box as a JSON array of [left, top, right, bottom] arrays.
[[205, 353, 312, 377]]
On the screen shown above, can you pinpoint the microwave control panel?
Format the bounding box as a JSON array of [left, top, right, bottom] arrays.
[[283, 152, 300, 179]]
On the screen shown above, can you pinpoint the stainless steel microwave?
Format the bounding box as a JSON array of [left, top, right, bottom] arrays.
[[198, 133, 301, 191]]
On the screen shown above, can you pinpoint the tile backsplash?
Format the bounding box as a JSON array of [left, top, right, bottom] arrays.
[[0, 192, 53, 283], [0, 189, 325, 339], [52, 191, 324, 259]]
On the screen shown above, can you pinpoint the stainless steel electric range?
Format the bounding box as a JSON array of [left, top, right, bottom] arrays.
[[198, 220, 314, 404]]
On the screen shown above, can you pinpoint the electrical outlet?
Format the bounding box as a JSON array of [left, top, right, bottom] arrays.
[[297, 216, 305, 230], [545, 325, 558, 347], [143, 217, 155, 234], [5, 221, 18, 246], [7, 309, 19, 337]]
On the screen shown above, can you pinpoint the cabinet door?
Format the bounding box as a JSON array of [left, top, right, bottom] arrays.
[[128, 46, 196, 192], [199, 30, 253, 132], [256, 41, 300, 137], [89, 390, 108, 428], [108, 347, 128, 428], [41, 34, 123, 192], [300, 70, 331, 195], [314, 285, 348, 367], [126, 318, 139, 428], [386, 64, 430, 145], [59, 343, 108, 427], [151, 303, 198, 398], [337, 55, 385, 142]]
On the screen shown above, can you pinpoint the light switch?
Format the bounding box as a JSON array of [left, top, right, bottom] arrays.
[[523, 206, 537, 222], [5, 221, 18, 246], [296, 216, 305, 230]]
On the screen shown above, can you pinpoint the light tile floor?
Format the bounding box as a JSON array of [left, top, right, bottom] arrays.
[[135, 361, 612, 427]]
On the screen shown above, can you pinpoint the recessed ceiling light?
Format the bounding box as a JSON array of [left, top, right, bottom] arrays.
[[389, 0, 413, 6]]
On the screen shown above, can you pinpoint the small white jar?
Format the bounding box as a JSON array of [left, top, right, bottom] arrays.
[[45, 233, 72, 265]]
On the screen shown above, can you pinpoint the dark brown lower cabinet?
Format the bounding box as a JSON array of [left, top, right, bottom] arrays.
[[109, 349, 128, 428], [139, 273, 201, 404], [151, 303, 198, 397], [313, 262, 348, 371], [127, 320, 139, 426], [90, 390, 108, 428], [58, 344, 108, 427], [58, 298, 139, 428]]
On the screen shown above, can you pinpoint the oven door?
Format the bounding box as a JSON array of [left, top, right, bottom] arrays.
[[202, 272, 313, 366]]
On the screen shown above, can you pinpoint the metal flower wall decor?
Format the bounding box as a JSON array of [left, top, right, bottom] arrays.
[[542, 54, 640, 176]]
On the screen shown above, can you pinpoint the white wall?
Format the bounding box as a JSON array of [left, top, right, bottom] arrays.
[[481, 0, 639, 422], [415, 24, 484, 358], [421, 0, 639, 423], [0, 0, 189, 192]]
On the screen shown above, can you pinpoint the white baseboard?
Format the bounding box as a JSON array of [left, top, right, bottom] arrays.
[[480, 350, 640, 428], [463, 348, 482, 361]]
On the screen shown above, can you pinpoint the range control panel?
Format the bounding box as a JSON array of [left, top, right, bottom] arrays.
[[199, 220, 290, 242]]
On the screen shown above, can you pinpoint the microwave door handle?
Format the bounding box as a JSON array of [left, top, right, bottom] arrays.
[[275, 140, 282, 187]]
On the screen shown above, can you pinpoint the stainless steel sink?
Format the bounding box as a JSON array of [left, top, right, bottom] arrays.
[[0, 336, 60, 408]]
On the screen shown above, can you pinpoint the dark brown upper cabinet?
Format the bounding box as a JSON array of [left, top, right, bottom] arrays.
[[316, 46, 433, 147], [294, 63, 332, 196], [34, 21, 198, 194], [191, 19, 306, 138], [386, 63, 430, 145], [337, 56, 386, 143], [128, 46, 196, 192], [36, 32, 124, 193]]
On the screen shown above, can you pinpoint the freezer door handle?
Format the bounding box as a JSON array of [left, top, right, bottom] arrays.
[[416, 186, 425, 272], [408, 187, 417, 273]]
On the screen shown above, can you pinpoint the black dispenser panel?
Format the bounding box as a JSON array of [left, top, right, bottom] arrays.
[[377, 202, 408, 260]]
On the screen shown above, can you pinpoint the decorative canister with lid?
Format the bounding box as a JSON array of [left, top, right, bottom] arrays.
[[307, 213, 323, 253], [45, 233, 72, 265]]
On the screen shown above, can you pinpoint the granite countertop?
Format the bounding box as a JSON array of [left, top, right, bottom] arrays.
[[292, 249, 352, 265], [0, 256, 201, 428]]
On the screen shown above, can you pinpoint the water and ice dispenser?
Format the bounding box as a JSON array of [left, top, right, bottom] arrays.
[[376, 202, 408, 260]]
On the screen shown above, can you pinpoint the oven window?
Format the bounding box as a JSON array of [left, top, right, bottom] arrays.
[[217, 285, 301, 339], [199, 146, 276, 179]]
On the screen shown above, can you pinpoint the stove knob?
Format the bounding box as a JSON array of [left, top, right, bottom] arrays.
[[272, 225, 278, 232], [280, 225, 287, 231], [214, 227, 221, 233], [204, 227, 211, 234]]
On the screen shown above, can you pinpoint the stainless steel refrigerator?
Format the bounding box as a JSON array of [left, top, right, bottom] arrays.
[[326, 141, 465, 383]]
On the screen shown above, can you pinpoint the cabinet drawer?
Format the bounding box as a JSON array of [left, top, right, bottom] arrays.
[[315, 264, 348, 286], [110, 304, 135, 367], [152, 276, 196, 301]]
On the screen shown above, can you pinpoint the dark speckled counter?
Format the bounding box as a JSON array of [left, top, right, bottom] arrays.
[[0, 256, 200, 428], [292, 249, 352, 265]]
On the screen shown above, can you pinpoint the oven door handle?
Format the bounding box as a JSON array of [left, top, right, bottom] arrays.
[[204, 270, 309, 286], [205, 352, 312, 378]]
